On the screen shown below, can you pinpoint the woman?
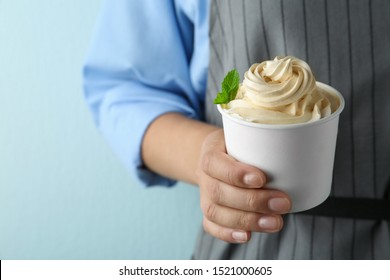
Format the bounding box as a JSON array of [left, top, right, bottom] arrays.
[[83, 0, 390, 259]]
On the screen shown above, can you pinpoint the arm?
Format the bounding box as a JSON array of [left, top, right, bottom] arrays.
[[142, 113, 217, 185], [83, 0, 202, 187]]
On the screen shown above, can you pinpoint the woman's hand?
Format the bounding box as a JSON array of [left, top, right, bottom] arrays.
[[142, 113, 291, 243], [196, 129, 291, 243]]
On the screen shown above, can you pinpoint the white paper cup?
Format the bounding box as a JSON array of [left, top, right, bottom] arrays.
[[218, 82, 345, 212]]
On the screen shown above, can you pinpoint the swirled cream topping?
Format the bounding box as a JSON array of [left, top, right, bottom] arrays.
[[225, 56, 340, 124]]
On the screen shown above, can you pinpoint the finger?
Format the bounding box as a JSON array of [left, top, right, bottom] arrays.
[[203, 217, 251, 243], [201, 199, 284, 233], [199, 173, 291, 214], [200, 150, 267, 188], [212, 179, 291, 214]]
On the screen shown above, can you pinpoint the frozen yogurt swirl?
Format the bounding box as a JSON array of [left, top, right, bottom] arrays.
[[226, 56, 340, 124]]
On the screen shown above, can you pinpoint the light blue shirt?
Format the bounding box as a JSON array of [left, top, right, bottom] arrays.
[[83, 0, 210, 186]]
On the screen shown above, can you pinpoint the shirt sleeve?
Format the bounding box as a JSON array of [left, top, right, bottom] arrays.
[[82, 0, 209, 187]]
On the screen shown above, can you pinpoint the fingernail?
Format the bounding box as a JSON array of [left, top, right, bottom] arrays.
[[268, 197, 291, 212], [232, 231, 248, 242], [243, 173, 262, 186], [258, 216, 279, 230]]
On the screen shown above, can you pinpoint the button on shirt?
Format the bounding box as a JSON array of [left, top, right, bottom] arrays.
[[83, 0, 210, 186]]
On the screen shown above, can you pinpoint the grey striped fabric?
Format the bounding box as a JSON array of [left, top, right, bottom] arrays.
[[197, 0, 390, 259]]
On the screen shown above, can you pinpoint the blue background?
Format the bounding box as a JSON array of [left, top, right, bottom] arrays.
[[0, 0, 202, 259]]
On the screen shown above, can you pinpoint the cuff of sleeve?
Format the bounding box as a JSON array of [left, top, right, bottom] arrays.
[[99, 82, 200, 187]]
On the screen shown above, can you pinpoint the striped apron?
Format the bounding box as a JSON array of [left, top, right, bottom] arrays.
[[194, 0, 390, 259]]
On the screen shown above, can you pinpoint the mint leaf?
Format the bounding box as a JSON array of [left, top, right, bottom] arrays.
[[213, 91, 230, 104], [213, 69, 240, 104]]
